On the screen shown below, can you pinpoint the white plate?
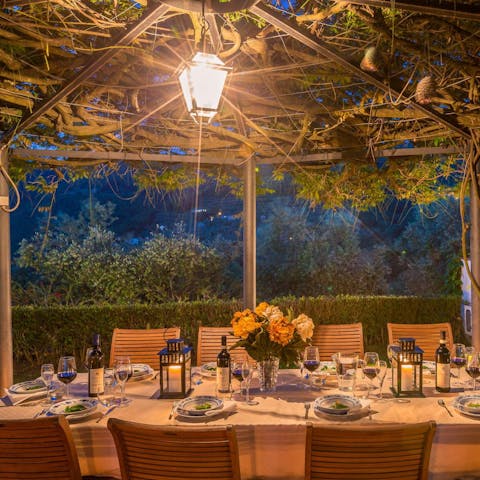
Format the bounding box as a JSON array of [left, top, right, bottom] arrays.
[[47, 398, 97, 417], [453, 395, 480, 417], [8, 379, 47, 395], [129, 364, 154, 382], [314, 395, 362, 415], [317, 361, 336, 375], [176, 396, 223, 416], [200, 362, 217, 378], [422, 361, 436, 374]]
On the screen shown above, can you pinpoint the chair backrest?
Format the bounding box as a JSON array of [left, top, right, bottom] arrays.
[[196, 326, 248, 365], [108, 418, 241, 480], [311, 323, 364, 361], [109, 327, 180, 369], [387, 322, 454, 361], [305, 421, 436, 480], [0, 416, 82, 480]]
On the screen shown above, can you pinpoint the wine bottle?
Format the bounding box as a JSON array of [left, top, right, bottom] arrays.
[[216, 335, 231, 394], [87, 333, 104, 397], [435, 330, 451, 393]]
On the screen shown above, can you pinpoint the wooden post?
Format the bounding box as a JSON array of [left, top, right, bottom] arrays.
[[0, 148, 13, 389], [471, 167, 480, 350], [243, 158, 256, 310]]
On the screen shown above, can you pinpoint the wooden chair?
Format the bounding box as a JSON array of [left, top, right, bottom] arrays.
[[311, 323, 364, 361], [305, 421, 436, 480], [109, 327, 180, 370], [0, 416, 82, 480], [387, 322, 454, 361], [108, 418, 241, 480], [196, 326, 248, 365]]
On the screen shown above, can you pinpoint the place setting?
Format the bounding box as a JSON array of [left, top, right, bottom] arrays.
[[171, 395, 237, 423], [310, 394, 372, 421]]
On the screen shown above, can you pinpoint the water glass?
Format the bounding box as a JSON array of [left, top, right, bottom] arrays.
[[40, 363, 54, 406], [99, 368, 116, 406], [332, 353, 358, 393]]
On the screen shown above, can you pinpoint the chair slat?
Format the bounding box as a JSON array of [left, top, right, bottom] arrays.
[[0, 417, 82, 480], [108, 419, 241, 480], [311, 323, 364, 361], [305, 421, 436, 480], [109, 327, 180, 369], [387, 322, 454, 361], [196, 326, 249, 365]]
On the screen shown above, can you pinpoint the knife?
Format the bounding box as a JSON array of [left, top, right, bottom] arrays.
[[96, 405, 117, 423]]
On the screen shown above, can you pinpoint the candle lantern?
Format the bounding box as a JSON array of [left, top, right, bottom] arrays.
[[158, 338, 192, 398], [391, 337, 424, 397]]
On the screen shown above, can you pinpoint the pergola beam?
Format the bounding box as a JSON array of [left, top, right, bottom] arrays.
[[250, 3, 471, 141], [1, 1, 171, 145], [13, 145, 464, 166], [345, 0, 480, 21]]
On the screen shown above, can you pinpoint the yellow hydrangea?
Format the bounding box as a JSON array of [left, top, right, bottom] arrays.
[[267, 317, 295, 346], [231, 309, 262, 339]]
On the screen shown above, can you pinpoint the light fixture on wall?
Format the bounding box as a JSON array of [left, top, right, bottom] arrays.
[[178, 0, 230, 122]]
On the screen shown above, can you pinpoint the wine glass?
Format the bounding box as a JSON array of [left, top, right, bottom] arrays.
[[241, 358, 258, 405], [303, 346, 320, 389], [376, 360, 388, 400], [363, 352, 380, 398], [40, 363, 54, 406], [231, 361, 243, 398], [114, 356, 132, 406], [451, 343, 466, 388], [466, 349, 480, 391], [57, 356, 77, 399]]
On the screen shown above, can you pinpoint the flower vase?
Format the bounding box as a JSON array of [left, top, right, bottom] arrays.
[[258, 357, 280, 392]]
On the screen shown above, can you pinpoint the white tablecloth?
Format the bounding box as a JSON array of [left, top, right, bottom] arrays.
[[1, 370, 480, 480]]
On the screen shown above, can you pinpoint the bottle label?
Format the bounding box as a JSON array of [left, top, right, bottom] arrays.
[[89, 367, 105, 395], [436, 363, 450, 389], [216, 367, 230, 393]]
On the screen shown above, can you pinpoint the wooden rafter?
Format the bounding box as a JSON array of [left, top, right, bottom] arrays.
[[1, 1, 172, 145], [345, 0, 480, 20], [250, 2, 472, 141]]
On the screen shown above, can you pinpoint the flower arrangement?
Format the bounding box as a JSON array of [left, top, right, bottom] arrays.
[[230, 302, 315, 365]]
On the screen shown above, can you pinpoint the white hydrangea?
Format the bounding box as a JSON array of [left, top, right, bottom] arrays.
[[292, 314, 314, 341]]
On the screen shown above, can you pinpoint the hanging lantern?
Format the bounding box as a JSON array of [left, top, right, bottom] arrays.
[[415, 76, 437, 105], [360, 46, 382, 73], [158, 338, 192, 398], [179, 52, 230, 123], [391, 337, 424, 397]]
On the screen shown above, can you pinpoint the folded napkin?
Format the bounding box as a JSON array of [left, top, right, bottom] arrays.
[[204, 400, 237, 416], [3, 386, 47, 406]]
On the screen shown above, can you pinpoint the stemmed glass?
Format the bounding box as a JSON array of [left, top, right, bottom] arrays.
[[466, 349, 480, 391], [303, 346, 320, 389], [40, 363, 54, 405], [241, 358, 258, 405], [57, 356, 77, 399], [451, 343, 466, 388], [114, 356, 132, 406], [231, 361, 243, 398], [376, 360, 388, 400], [362, 352, 379, 399]]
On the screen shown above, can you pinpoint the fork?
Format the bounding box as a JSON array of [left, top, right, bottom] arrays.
[[33, 408, 48, 419], [304, 402, 311, 419]]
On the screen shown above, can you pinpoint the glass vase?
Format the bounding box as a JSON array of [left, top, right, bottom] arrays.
[[257, 357, 280, 392]]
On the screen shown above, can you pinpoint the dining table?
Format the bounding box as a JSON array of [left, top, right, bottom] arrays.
[[1, 367, 480, 480]]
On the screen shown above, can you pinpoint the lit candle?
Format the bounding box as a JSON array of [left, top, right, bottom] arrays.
[[168, 365, 182, 392], [401, 364, 414, 391]]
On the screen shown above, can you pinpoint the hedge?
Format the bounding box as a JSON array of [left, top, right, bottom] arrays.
[[13, 295, 464, 366]]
